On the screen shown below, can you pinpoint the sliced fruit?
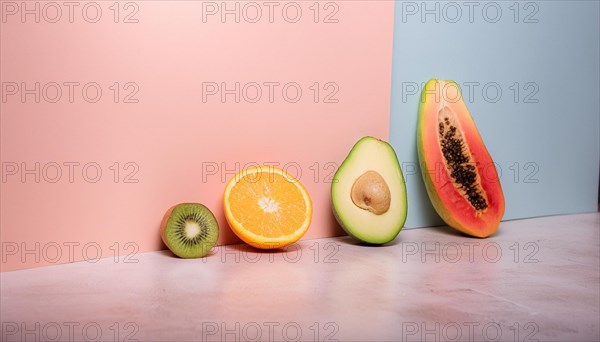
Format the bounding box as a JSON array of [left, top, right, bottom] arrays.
[[160, 203, 219, 258], [223, 166, 312, 249], [331, 136, 407, 244], [417, 79, 505, 238]]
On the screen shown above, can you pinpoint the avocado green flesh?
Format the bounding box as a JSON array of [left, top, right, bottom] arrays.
[[331, 137, 407, 244]]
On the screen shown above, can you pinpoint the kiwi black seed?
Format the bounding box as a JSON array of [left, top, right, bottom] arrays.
[[161, 203, 219, 258]]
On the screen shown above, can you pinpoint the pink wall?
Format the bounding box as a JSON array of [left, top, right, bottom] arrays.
[[1, 1, 394, 271]]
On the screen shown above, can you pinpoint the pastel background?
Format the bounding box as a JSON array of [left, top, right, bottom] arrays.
[[390, 0, 600, 228], [0, 1, 394, 271], [1, 1, 599, 272]]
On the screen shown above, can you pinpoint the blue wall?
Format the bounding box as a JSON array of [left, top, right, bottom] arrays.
[[390, 1, 600, 228]]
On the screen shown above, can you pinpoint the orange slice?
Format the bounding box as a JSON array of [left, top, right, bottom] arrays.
[[223, 166, 312, 249]]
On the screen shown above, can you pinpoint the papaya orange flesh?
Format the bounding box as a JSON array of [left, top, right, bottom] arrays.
[[417, 79, 505, 238]]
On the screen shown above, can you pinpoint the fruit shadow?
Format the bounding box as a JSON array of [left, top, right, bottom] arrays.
[[156, 249, 177, 258], [428, 224, 506, 239], [212, 243, 295, 257]]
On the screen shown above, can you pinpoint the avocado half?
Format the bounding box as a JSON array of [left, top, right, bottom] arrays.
[[331, 136, 407, 244]]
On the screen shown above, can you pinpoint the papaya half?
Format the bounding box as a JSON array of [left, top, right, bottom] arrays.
[[417, 79, 505, 238]]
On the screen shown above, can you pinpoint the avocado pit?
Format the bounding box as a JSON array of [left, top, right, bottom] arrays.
[[351, 170, 390, 215]]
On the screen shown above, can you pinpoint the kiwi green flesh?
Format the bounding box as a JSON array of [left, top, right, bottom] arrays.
[[164, 203, 219, 258]]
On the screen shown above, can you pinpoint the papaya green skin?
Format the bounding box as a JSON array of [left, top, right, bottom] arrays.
[[417, 79, 503, 238]]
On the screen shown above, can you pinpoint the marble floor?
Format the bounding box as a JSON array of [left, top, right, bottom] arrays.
[[1, 213, 599, 341]]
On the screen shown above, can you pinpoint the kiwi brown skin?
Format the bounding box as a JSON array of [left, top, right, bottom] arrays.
[[159, 205, 176, 251], [160, 203, 219, 258]]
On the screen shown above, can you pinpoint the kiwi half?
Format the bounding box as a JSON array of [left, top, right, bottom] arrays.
[[160, 203, 219, 258]]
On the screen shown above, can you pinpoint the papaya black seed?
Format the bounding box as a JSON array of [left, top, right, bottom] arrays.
[[438, 119, 488, 211]]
